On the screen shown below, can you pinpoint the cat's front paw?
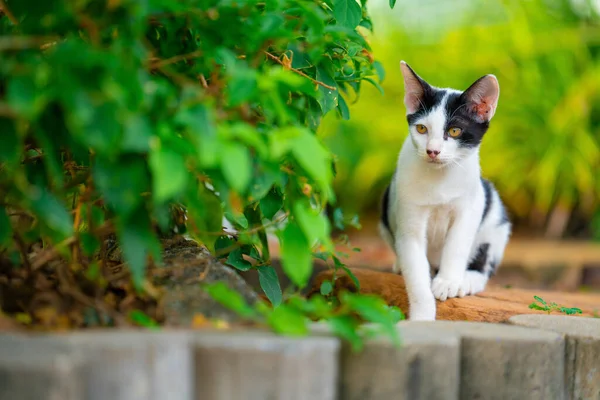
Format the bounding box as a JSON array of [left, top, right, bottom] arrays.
[[458, 270, 487, 296], [431, 276, 462, 301], [409, 301, 436, 321]]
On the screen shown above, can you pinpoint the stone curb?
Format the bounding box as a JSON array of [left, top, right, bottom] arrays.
[[0, 334, 85, 400], [508, 314, 600, 400], [310, 322, 461, 400], [192, 330, 340, 400], [406, 321, 566, 400], [0, 320, 575, 400]]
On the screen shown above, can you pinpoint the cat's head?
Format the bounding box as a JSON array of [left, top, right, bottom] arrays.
[[400, 61, 499, 167]]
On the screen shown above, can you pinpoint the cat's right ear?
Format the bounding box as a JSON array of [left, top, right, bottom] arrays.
[[400, 61, 429, 114]]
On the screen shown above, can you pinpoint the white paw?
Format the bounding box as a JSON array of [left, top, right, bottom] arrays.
[[431, 276, 463, 301], [458, 271, 487, 296]]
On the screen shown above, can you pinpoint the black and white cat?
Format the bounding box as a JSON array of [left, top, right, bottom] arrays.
[[380, 61, 511, 321]]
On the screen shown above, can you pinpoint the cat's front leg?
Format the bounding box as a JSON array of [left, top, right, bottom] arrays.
[[395, 210, 436, 320], [432, 207, 480, 301]]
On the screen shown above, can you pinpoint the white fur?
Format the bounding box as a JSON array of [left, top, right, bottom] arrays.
[[381, 83, 510, 321]]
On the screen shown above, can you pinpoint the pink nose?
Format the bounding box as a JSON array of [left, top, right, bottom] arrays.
[[427, 149, 440, 159]]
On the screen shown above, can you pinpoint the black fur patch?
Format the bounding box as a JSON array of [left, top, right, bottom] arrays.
[[481, 178, 492, 223], [406, 86, 447, 125], [444, 92, 490, 147], [467, 243, 490, 273], [381, 184, 392, 236]]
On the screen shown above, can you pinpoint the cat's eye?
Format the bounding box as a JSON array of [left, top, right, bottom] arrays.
[[415, 124, 428, 134], [448, 127, 462, 138]]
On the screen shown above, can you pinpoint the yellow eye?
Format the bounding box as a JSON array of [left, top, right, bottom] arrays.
[[448, 127, 462, 138], [415, 124, 428, 134]]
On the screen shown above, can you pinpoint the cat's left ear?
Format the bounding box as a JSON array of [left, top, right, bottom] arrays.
[[462, 75, 499, 123]]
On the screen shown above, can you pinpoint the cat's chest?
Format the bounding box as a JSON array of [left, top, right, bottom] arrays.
[[426, 205, 454, 241]]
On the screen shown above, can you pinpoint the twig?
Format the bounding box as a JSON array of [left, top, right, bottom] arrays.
[[31, 222, 113, 271], [264, 51, 336, 90], [0, 103, 17, 118], [0, 36, 58, 51], [0, 0, 18, 25], [12, 233, 32, 270], [55, 262, 129, 326], [149, 49, 203, 69]]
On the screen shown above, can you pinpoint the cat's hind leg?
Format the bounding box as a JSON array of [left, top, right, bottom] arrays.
[[457, 221, 511, 297]]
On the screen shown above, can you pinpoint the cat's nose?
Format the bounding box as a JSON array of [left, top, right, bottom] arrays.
[[426, 149, 440, 159]]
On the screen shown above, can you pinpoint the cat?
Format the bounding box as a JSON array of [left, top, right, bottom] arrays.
[[379, 61, 511, 321]]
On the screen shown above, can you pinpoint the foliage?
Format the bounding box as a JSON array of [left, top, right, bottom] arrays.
[[528, 295, 583, 315], [0, 0, 401, 337], [206, 281, 404, 351], [321, 0, 600, 237]]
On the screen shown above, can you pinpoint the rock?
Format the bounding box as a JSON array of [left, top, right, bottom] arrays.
[[192, 330, 340, 400], [158, 237, 260, 326], [411, 321, 565, 400], [311, 322, 460, 400], [308, 268, 600, 322], [508, 314, 600, 400]]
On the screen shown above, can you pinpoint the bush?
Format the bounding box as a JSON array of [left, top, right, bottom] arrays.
[[0, 0, 401, 339]]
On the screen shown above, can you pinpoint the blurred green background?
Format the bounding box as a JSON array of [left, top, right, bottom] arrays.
[[321, 0, 600, 239]]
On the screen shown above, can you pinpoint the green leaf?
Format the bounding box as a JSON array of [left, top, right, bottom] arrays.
[[228, 69, 258, 106], [280, 222, 312, 288], [0, 118, 21, 168], [94, 157, 148, 217], [289, 130, 333, 199], [205, 282, 256, 318], [185, 183, 223, 252], [528, 303, 547, 311], [333, 256, 361, 290], [320, 281, 333, 296], [220, 142, 251, 194], [176, 105, 219, 168], [224, 211, 249, 230], [7, 76, 43, 118], [260, 187, 283, 220], [0, 207, 12, 248], [215, 235, 236, 255], [389, 0, 397, 9], [80, 232, 100, 257], [328, 315, 363, 351], [533, 296, 547, 305], [333, 0, 362, 30], [29, 190, 74, 241], [364, 77, 384, 95], [337, 95, 350, 120], [117, 210, 161, 289], [293, 200, 331, 247], [129, 310, 160, 329], [257, 265, 283, 307], [373, 61, 386, 82], [123, 114, 153, 152], [149, 148, 188, 203], [225, 248, 253, 271], [267, 304, 308, 335], [316, 67, 338, 115], [342, 292, 400, 345]]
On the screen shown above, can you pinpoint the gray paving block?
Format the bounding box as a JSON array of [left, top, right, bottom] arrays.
[[192, 330, 340, 400], [0, 334, 85, 400], [508, 314, 600, 400], [314, 322, 461, 400], [411, 321, 566, 400], [66, 330, 193, 400]]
